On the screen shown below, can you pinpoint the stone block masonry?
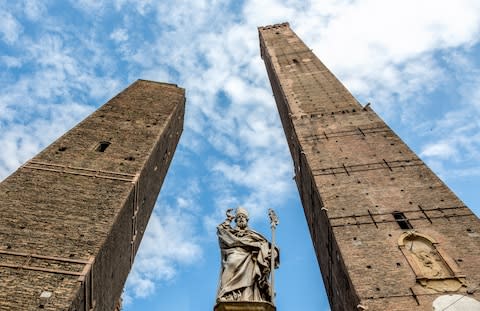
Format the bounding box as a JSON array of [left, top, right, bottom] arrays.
[[0, 80, 185, 310], [259, 23, 480, 310]]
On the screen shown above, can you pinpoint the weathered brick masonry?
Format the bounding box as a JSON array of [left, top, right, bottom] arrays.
[[259, 23, 480, 310], [0, 80, 185, 310]]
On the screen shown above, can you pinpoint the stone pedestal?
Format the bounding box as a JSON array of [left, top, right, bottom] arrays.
[[214, 301, 276, 311]]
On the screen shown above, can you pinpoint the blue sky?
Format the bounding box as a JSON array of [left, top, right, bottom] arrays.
[[1, 1, 480, 310]]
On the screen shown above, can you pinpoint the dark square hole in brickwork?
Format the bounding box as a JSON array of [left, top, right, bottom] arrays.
[[393, 212, 413, 229], [95, 141, 111, 152], [124, 156, 135, 161], [58, 146, 67, 152]]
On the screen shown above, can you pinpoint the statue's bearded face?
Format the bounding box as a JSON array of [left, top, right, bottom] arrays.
[[236, 214, 248, 229]]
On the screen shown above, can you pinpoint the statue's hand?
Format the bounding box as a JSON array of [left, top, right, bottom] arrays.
[[226, 208, 235, 221], [220, 209, 235, 227]]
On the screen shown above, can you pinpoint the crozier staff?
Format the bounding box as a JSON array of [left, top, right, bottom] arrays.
[[216, 207, 279, 303]]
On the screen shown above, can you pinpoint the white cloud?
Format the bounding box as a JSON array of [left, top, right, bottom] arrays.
[[113, 0, 153, 14], [286, 0, 480, 120], [69, 0, 105, 12], [243, 0, 296, 26], [212, 152, 293, 220], [0, 56, 23, 68], [125, 204, 202, 299], [421, 141, 458, 160], [416, 47, 480, 180], [110, 28, 129, 42], [0, 11, 22, 44], [22, 0, 47, 21]]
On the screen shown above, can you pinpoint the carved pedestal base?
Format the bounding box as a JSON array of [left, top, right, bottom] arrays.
[[214, 301, 276, 311]]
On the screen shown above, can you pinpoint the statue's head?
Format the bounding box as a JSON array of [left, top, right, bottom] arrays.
[[235, 207, 249, 229]]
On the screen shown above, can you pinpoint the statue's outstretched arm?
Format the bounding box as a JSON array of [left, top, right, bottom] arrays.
[[218, 208, 235, 228]]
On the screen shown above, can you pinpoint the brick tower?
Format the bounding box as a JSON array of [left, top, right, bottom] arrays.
[[0, 80, 185, 310], [259, 23, 480, 310]]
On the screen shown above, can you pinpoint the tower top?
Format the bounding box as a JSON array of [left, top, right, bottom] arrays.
[[257, 22, 290, 31]]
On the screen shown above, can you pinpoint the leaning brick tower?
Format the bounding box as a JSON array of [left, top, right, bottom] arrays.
[[0, 80, 184, 310], [259, 23, 480, 310]]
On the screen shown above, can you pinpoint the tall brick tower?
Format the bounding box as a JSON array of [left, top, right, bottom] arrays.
[[0, 80, 184, 310], [259, 23, 480, 310]]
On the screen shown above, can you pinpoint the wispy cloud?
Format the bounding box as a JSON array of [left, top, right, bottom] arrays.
[[22, 0, 47, 21], [0, 11, 22, 44], [124, 178, 202, 300], [110, 28, 129, 42]]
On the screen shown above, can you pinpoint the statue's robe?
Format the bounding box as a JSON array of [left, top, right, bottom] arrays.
[[217, 223, 279, 302]]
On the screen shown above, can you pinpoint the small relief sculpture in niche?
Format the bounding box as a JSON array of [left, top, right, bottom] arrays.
[[405, 238, 449, 279], [398, 231, 466, 292], [216, 207, 280, 304]]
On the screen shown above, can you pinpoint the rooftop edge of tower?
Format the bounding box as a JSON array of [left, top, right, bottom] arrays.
[[257, 22, 290, 31], [136, 79, 185, 92]]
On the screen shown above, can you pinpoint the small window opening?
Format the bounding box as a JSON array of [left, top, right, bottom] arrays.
[[58, 146, 67, 152], [96, 141, 110, 152], [393, 212, 413, 229], [124, 156, 135, 161], [292, 58, 299, 64]]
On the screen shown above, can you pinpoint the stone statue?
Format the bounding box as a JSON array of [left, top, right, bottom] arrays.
[[216, 207, 279, 303]]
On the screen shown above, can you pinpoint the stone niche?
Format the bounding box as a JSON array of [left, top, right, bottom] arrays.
[[214, 301, 276, 311], [398, 231, 466, 292]]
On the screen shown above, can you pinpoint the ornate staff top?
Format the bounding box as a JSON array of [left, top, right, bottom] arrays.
[[268, 208, 279, 229]]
